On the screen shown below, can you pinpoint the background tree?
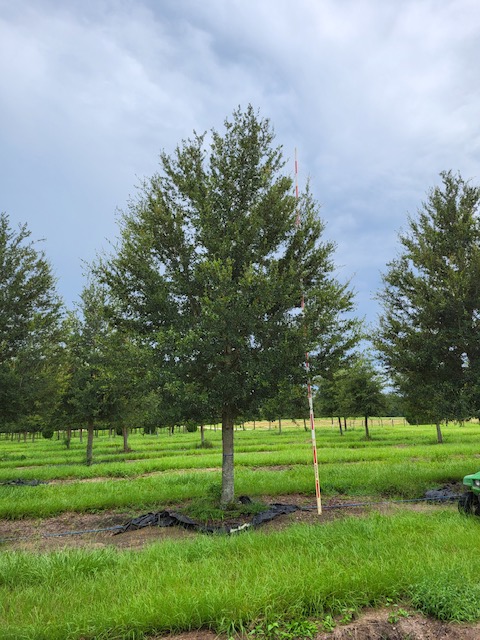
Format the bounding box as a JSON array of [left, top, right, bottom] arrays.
[[101, 325, 151, 452], [60, 282, 111, 465], [335, 358, 386, 439], [0, 213, 63, 434], [315, 376, 345, 435], [100, 106, 357, 504], [376, 171, 480, 443]]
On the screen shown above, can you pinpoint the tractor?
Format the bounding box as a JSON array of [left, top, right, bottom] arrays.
[[459, 471, 480, 515]]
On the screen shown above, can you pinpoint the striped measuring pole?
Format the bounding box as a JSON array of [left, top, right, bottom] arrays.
[[295, 149, 322, 515]]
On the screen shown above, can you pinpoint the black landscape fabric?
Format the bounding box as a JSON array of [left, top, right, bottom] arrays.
[[117, 501, 299, 536]]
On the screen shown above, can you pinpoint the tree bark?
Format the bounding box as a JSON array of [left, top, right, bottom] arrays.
[[278, 418, 282, 434], [343, 417, 347, 431], [436, 422, 443, 444], [221, 408, 235, 505], [86, 420, 94, 466], [200, 424, 205, 446], [365, 415, 370, 440], [122, 425, 129, 452], [338, 416, 343, 435]]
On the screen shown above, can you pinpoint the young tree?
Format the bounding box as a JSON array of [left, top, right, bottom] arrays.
[[100, 106, 357, 504], [376, 171, 480, 442], [334, 359, 386, 439], [0, 213, 63, 432], [315, 376, 345, 435], [61, 282, 111, 465], [102, 326, 151, 452]]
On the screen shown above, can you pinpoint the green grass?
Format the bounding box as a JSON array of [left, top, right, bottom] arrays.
[[1, 511, 480, 639], [2, 419, 480, 638], [1, 420, 479, 518], [0, 456, 476, 519]]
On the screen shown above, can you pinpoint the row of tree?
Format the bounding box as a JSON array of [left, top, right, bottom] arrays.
[[2, 106, 480, 502]]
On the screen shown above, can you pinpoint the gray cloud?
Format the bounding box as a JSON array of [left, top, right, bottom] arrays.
[[1, 0, 479, 323]]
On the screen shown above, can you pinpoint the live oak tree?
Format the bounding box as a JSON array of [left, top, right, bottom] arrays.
[[315, 376, 345, 435], [0, 213, 63, 433], [60, 282, 112, 465], [101, 320, 151, 452], [334, 358, 385, 440], [376, 171, 480, 442], [100, 106, 356, 504]]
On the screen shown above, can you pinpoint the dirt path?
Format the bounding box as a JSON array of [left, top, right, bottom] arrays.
[[0, 495, 455, 552]]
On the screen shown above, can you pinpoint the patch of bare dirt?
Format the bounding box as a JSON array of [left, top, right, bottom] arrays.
[[315, 608, 480, 639], [0, 495, 456, 552], [144, 609, 480, 640], [0, 509, 197, 552]]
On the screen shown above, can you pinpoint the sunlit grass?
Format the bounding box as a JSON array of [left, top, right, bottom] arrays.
[[1, 420, 479, 518], [1, 511, 480, 639], [2, 421, 480, 638]]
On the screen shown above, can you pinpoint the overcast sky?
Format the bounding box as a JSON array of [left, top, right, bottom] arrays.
[[1, 0, 480, 326]]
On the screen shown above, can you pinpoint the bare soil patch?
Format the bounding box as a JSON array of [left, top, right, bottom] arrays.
[[315, 607, 480, 639], [0, 495, 455, 552], [145, 608, 480, 640]]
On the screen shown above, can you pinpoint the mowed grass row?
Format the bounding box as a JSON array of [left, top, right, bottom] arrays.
[[1, 422, 480, 518], [1, 511, 480, 639], [0, 456, 477, 519], [1, 418, 476, 465], [1, 421, 479, 482]]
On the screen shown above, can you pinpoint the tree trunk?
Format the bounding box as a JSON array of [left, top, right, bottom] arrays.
[[253, 420, 256, 430], [86, 420, 94, 466], [338, 416, 343, 435], [278, 418, 282, 434], [200, 424, 205, 446], [221, 408, 235, 505], [364, 415, 370, 440], [343, 417, 347, 431], [122, 425, 129, 452], [79, 427, 83, 443], [65, 426, 72, 450], [436, 422, 443, 444], [303, 417, 308, 431]]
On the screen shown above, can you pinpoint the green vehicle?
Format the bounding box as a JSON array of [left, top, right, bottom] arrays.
[[459, 471, 480, 515]]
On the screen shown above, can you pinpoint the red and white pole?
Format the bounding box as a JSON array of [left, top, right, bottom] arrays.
[[295, 149, 322, 515]]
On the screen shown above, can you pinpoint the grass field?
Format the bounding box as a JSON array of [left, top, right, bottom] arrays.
[[1, 419, 480, 639]]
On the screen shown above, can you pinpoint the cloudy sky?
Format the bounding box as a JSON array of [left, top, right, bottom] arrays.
[[1, 0, 479, 326]]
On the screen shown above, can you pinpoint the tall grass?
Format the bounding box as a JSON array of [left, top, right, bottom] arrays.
[[0, 456, 476, 519], [1, 421, 480, 518], [1, 511, 480, 639]]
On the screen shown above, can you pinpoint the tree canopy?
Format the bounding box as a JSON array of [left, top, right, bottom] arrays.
[[0, 212, 63, 431], [100, 106, 357, 503], [376, 170, 480, 441]]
